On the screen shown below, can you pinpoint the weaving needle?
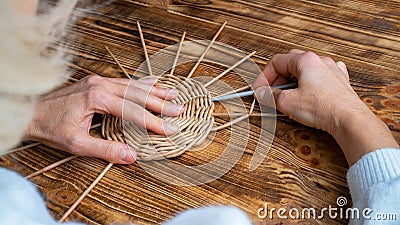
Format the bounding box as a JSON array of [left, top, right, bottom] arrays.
[[212, 82, 298, 102]]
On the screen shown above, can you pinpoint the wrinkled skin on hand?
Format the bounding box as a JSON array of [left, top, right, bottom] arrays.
[[25, 76, 184, 164], [253, 49, 399, 166]]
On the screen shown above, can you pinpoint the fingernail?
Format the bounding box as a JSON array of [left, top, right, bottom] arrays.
[[167, 88, 179, 98], [336, 61, 346, 70], [141, 76, 158, 84], [255, 87, 267, 102], [337, 61, 345, 67], [120, 149, 126, 159], [120, 146, 136, 162], [163, 121, 180, 135], [255, 87, 275, 108], [174, 104, 185, 114]]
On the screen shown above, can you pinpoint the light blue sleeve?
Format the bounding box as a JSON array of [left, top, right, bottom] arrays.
[[0, 168, 251, 225], [347, 148, 400, 225], [0, 168, 82, 225]]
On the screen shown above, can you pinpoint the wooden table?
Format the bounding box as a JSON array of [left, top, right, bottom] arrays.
[[1, 0, 399, 224]]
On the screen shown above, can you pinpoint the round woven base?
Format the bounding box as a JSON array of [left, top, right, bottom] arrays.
[[102, 75, 215, 161]]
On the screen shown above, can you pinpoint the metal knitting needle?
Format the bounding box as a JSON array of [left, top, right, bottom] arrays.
[[212, 82, 298, 102]]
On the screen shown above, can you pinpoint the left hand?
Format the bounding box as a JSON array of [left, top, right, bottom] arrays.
[[24, 76, 184, 164]]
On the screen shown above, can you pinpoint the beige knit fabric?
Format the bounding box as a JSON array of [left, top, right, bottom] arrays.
[[0, 0, 76, 152]]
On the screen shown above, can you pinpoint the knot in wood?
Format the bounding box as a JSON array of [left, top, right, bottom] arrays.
[[102, 75, 215, 160]]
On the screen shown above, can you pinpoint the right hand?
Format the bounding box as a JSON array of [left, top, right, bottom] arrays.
[[253, 49, 399, 166], [253, 49, 369, 134]]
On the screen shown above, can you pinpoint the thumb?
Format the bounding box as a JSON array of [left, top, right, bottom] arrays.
[[272, 88, 299, 117], [254, 86, 279, 109], [255, 86, 297, 116], [72, 135, 137, 164]]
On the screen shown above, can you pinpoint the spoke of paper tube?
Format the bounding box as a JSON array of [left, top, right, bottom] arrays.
[[212, 86, 250, 99], [24, 123, 102, 179], [59, 162, 114, 222], [137, 21, 153, 77], [212, 112, 288, 117], [204, 51, 256, 88], [187, 21, 227, 78], [2, 142, 41, 156], [105, 46, 131, 79], [170, 32, 186, 76], [212, 99, 256, 131], [25, 156, 78, 179]]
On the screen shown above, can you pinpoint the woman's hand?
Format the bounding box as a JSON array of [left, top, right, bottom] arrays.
[[253, 49, 399, 166], [253, 49, 364, 133], [25, 76, 184, 164]]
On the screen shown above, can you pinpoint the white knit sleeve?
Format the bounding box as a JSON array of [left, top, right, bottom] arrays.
[[347, 148, 400, 224]]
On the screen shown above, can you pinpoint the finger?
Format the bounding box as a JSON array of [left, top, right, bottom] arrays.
[[107, 77, 180, 101], [272, 88, 300, 118], [134, 83, 180, 100], [135, 77, 180, 100], [336, 61, 350, 81], [122, 103, 180, 136], [139, 76, 159, 85], [107, 76, 158, 85], [72, 135, 137, 164], [106, 77, 131, 85], [91, 78, 182, 115], [254, 86, 275, 108], [267, 51, 324, 80], [254, 86, 299, 116], [253, 52, 302, 88], [124, 87, 184, 116], [288, 49, 306, 54], [271, 76, 288, 87], [140, 108, 181, 136], [253, 73, 270, 89], [269, 51, 306, 86], [262, 53, 296, 83], [253, 53, 293, 88], [107, 76, 156, 84], [320, 56, 337, 67], [92, 92, 180, 135]]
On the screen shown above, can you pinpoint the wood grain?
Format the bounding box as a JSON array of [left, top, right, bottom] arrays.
[[1, 0, 399, 224]]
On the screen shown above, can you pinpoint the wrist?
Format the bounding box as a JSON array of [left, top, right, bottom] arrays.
[[23, 102, 43, 142], [330, 106, 374, 138], [332, 109, 399, 166]]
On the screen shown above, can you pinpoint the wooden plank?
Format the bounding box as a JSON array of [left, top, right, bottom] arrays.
[[68, 0, 399, 130], [167, 0, 400, 71], [298, 0, 400, 20], [235, 0, 400, 35]]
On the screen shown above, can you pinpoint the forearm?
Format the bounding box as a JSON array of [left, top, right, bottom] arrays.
[[333, 110, 399, 166]]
